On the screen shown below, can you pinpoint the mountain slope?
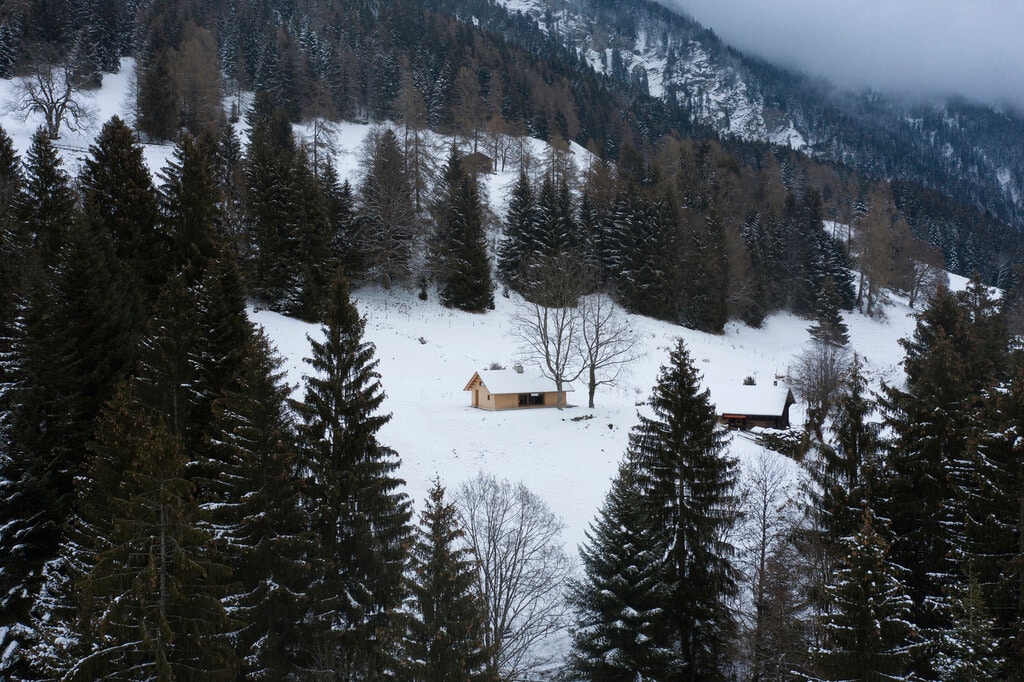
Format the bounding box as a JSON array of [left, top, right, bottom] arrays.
[[472, 0, 1024, 234]]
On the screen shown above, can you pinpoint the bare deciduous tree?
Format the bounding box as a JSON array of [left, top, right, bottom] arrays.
[[789, 340, 851, 442], [737, 450, 810, 679], [903, 239, 947, 308], [9, 44, 96, 139], [512, 255, 588, 410], [578, 292, 643, 408], [455, 473, 572, 681]]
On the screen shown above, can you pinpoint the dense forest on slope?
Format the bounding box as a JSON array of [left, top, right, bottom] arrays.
[[1, 0, 1024, 679], [518, 0, 1024, 238], [0, 0, 1021, 283]]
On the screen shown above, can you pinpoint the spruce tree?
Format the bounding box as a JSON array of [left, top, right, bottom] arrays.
[[933, 563, 1005, 681], [287, 148, 334, 321], [964, 365, 1024, 676], [0, 215, 139, 677], [323, 167, 363, 281], [159, 132, 222, 284], [432, 148, 494, 312], [681, 210, 729, 333], [358, 127, 416, 289], [497, 169, 534, 290], [21, 126, 76, 266], [813, 354, 879, 546], [244, 91, 303, 303], [404, 480, 492, 681], [209, 331, 312, 679], [0, 124, 24, 331], [67, 385, 237, 681], [811, 509, 918, 682], [520, 175, 579, 291], [192, 254, 257, 459], [879, 283, 1006, 673], [293, 271, 412, 676], [80, 115, 161, 306], [137, 46, 181, 141], [808, 277, 850, 347], [626, 338, 739, 679], [568, 462, 676, 680], [215, 124, 247, 259]]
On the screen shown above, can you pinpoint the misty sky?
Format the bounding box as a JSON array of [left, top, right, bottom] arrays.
[[659, 0, 1024, 110]]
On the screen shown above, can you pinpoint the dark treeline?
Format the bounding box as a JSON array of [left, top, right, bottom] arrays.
[[0, 0, 1018, 284], [568, 280, 1024, 681], [0, 118, 495, 679], [0, 0, 1021, 679], [0, 108, 1022, 679]]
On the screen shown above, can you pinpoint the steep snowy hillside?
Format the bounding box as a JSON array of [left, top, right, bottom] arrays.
[[0, 58, 925, 547], [254, 281, 924, 552], [0, 54, 957, 668]]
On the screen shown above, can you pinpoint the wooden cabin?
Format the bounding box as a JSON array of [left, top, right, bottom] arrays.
[[461, 151, 494, 175], [716, 383, 796, 430], [464, 368, 571, 410]]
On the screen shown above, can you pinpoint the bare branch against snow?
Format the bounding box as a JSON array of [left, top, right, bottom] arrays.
[[510, 255, 589, 409], [456, 473, 572, 681], [578, 292, 643, 408], [7, 44, 97, 140]]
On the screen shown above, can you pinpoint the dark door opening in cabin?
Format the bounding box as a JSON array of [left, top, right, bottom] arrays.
[[518, 393, 544, 406]]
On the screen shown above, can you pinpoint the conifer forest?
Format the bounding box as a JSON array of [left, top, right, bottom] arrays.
[[0, 0, 1023, 679]]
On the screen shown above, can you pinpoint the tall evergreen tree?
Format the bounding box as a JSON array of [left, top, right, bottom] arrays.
[[0, 124, 24, 331], [323, 167, 363, 281], [626, 338, 739, 679], [497, 169, 534, 290], [811, 509, 918, 682], [568, 461, 676, 680], [680, 210, 729, 333], [286, 147, 334, 321], [137, 45, 182, 141], [244, 92, 333, 315], [404, 480, 492, 681], [292, 271, 412, 676], [0, 214, 139, 677], [209, 331, 312, 679], [879, 283, 1007, 673], [358, 128, 416, 289], [244, 90, 303, 303], [431, 148, 494, 312], [63, 385, 237, 681], [20, 126, 76, 266], [933, 563, 1005, 681], [808, 277, 850, 348], [159, 132, 222, 284], [79, 115, 161, 305], [191, 254, 257, 454], [606, 187, 666, 319], [965, 364, 1024, 677], [805, 354, 880, 561]]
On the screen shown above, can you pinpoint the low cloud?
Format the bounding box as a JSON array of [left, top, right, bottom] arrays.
[[659, 0, 1024, 111]]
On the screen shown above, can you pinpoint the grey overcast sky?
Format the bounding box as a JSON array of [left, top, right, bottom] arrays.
[[658, 0, 1024, 111]]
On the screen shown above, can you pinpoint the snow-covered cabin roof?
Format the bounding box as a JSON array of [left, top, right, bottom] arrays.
[[713, 383, 794, 417], [464, 369, 574, 395]]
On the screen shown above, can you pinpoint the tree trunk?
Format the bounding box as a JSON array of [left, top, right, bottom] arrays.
[[588, 365, 596, 408]]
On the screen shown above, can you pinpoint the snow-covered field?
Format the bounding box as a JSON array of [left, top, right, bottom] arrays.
[[256, 280, 925, 552]]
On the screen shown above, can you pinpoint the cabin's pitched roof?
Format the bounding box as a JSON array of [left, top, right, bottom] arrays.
[[713, 383, 794, 417], [464, 369, 573, 395]]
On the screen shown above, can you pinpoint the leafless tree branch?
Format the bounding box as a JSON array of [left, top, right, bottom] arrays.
[[8, 44, 96, 139], [456, 474, 572, 681]]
